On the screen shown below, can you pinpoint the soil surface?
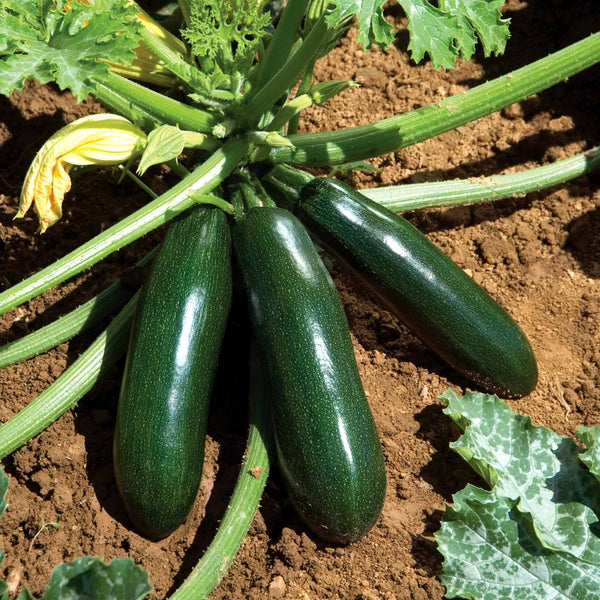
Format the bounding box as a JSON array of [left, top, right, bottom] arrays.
[[1, 1, 599, 598]]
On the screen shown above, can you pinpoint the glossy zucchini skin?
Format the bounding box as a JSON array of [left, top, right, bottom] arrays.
[[114, 206, 232, 540], [298, 178, 538, 398], [233, 207, 386, 543]]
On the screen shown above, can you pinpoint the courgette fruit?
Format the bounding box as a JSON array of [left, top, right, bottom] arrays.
[[297, 178, 538, 398], [114, 206, 232, 540], [233, 206, 386, 543]]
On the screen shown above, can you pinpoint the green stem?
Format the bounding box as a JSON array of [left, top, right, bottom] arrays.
[[94, 72, 218, 133], [138, 27, 199, 89], [263, 147, 600, 213], [92, 80, 163, 131], [254, 0, 311, 89], [227, 184, 246, 221], [268, 94, 314, 132], [183, 131, 221, 153], [241, 17, 328, 128], [235, 172, 277, 209], [167, 159, 191, 178], [169, 349, 271, 600], [119, 167, 159, 198], [0, 248, 157, 370], [362, 146, 600, 211], [178, 0, 192, 27], [261, 163, 313, 209], [0, 295, 138, 459], [268, 33, 600, 165], [0, 140, 249, 316], [187, 193, 234, 214], [287, 59, 315, 134], [268, 80, 356, 132]]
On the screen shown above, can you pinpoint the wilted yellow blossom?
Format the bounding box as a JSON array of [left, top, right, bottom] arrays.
[[105, 4, 187, 86], [106, 43, 176, 87], [134, 9, 187, 55], [17, 114, 146, 233]]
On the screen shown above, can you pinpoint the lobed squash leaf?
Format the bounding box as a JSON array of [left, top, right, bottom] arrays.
[[0, 0, 143, 101], [329, 0, 509, 69], [181, 0, 270, 91], [576, 426, 600, 481], [437, 391, 600, 599], [42, 557, 151, 600], [326, 0, 395, 50], [441, 390, 600, 562], [438, 485, 600, 599]]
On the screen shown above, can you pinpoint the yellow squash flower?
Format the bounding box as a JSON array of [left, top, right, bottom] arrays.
[[106, 4, 187, 87], [17, 114, 146, 233], [106, 43, 176, 87]]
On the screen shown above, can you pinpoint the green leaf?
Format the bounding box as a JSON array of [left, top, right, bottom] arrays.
[[182, 0, 270, 88], [398, 0, 508, 69], [327, 0, 509, 66], [0, 0, 143, 101], [437, 485, 600, 600], [397, 0, 474, 69], [576, 426, 600, 481], [440, 0, 510, 57], [137, 125, 185, 175], [42, 557, 151, 600], [441, 390, 600, 563], [326, 0, 395, 50]]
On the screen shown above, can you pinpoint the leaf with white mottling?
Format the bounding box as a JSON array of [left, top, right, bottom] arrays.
[[42, 557, 151, 600], [576, 426, 600, 481], [437, 485, 600, 600], [441, 390, 600, 563]]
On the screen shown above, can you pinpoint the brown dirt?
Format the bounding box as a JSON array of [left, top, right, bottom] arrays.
[[1, 1, 599, 598]]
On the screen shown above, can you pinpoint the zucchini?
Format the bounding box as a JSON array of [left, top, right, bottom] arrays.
[[233, 206, 386, 543], [296, 178, 537, 398], [114, 206, 232, 540]]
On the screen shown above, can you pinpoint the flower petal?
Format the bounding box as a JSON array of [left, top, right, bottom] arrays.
[[17, 114, 146, 232]]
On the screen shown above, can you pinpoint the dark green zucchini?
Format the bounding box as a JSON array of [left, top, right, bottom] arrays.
[[297, 177, 537, 398], [233, 206, 386, 543], [114, 206, 232, 540]]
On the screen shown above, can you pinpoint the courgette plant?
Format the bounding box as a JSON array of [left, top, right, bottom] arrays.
[[0, 0, 599, 597]]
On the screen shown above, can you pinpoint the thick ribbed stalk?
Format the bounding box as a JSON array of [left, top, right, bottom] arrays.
[[0, 295, 138, 459], [0, 248, 157, 369], [178, 0, 192, 27], [263, 146, 600, 213], [287, 58, 315, 134], [94, 72, 218, 133], [362, 146, 600, 211], [169, 350, 271, 600], [254, 0, 311, 89], [241, 17, 328, 128], [138, 27, 198, 88], [0, 140, 249, 316], [268, 33, 600, 165]]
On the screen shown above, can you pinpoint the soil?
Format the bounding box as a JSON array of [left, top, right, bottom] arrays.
[[0, 1, 599, 598]]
